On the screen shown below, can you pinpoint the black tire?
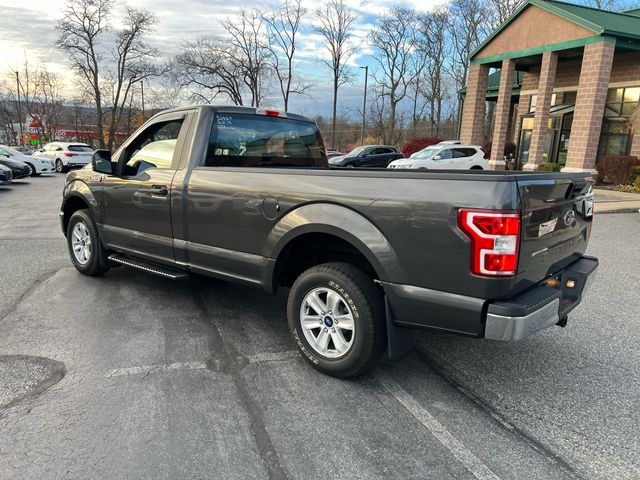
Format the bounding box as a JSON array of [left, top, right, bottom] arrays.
[[55, 159, 68, 173], [470, 165, 483, 170], [287, 262, 386, 378], [25, 163, 37, 177], [66, 209, 109, 276]]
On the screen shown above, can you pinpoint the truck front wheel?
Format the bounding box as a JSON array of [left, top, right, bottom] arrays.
[[66, 209, 109, 276], [287, 262, 386, 378]]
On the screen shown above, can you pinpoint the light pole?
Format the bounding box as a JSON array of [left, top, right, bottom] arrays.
[[140, 80, 145, 117], [16, 71, 23, 145], [359, 66, 368, 146]]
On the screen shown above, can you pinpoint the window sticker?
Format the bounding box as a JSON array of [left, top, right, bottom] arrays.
[[216, 116, 233, 129]]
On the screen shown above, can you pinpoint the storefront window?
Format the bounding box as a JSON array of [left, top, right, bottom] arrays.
[[528, 93, 558, 111], [599, 87, 638, 160], [598, 118, 631, 158]]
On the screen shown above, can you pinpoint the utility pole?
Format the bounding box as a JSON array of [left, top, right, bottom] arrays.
[[141, 80, 145, 117], [359, 66, 368, 146], [16, 71, 23, 145]]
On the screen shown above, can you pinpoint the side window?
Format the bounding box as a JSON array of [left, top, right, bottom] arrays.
[[205, 114, 326, 168], [122, 119, 184, 176], [452, 148, 472, 158], [437, 149, 452, 159]]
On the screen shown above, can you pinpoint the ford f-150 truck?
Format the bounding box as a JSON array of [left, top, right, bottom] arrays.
[[60, 105, 598, 378]]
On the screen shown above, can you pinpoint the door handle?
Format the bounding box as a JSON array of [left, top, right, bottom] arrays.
[[142, 185, 169, 197]]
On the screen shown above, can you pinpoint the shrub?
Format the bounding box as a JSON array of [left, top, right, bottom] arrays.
[[482, 140, 517, 160], [628, 165, 640, 185], [597, 155, 640, 185], [401, 137, 443, 157], [537, 162, 562, 172]]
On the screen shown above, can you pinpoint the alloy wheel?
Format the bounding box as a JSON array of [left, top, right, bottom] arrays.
[[299, 287, 355, 358], [71, 221, 92, 265]]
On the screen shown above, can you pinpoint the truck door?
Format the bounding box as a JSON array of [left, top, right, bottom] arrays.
[[100, 112, 191, 266]]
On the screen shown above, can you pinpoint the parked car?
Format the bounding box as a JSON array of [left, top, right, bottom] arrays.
[[328, 145, 404, 167], [34, 142, 94, 173], [60, 105, 598, 378], [9, 145, 35, 155], [0, 145, 55, 176], [0, 156, 30, 179], [0, 163, 12, 185], [388, 143, 487, 170]]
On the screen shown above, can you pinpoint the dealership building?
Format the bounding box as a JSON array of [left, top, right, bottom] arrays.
[[460, 0, 640, 172]]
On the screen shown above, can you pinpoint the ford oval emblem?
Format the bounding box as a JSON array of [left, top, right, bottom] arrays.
[[563, 209, 576, 226]]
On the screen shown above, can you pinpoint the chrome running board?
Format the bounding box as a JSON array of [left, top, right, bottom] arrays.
[[108, 254, 189, 280]]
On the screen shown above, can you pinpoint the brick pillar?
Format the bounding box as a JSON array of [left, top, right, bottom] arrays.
[[489, 59, 516, 170], [523, 51, 558, 171], [460, 63, 489, 145], [563, 40, 615, 173]]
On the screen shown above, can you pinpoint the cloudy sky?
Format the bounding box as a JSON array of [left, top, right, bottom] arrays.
[[0, 0, 444, 117]]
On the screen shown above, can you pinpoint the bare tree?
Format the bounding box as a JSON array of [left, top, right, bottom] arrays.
[[0, 84, 19, 145], [315, 0, 357, 148], [488, 0, 522, 26], [104, 7, 161, 150], [146, 76, 190, 110], [370, 8, 419, 144], [175, 39, 246, 105], [447, 0, 492, 94], [264, 0, 310, 111], [58, 0, 112, 148], [220, 8, 271, 107], [35, 70, 66, 141], [418, 8, 450, 136]]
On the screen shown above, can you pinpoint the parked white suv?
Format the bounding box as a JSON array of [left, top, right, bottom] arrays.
[[33, 142, 94, 173], [388, 142, 487, 170], [0, 145, 55, 176]]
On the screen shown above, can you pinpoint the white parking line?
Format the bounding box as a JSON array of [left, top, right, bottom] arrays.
[[375, 370, 501, 480], [105, 361, 208, 378]]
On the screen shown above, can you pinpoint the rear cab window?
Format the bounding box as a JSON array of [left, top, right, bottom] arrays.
[[205, 113, 327, 168]]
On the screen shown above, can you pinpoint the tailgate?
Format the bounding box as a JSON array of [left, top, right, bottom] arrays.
[[516, 173, 594, 286]]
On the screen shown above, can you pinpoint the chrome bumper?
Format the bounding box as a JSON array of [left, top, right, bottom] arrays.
[[484, 256, 598, 341]]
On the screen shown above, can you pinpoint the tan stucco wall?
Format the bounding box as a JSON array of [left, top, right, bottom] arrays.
[[475, 5, 594, 59]]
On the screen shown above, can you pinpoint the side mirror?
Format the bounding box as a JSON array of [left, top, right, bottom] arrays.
[[92, 149, 114, 174], [433, 155, 442, 160]]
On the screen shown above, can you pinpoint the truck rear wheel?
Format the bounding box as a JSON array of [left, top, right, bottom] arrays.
[[287, 262, 386, 378]]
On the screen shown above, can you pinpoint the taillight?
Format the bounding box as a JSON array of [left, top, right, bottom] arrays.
[[458, 209, 521, 277], [63, 152, 78, 157]]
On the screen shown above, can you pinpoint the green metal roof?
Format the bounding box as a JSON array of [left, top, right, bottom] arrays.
[[459, 70, 523, 98], [471, 0, 640, 60]]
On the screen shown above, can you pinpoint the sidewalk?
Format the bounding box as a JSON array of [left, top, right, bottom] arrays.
[[594, 188, 640, 214]]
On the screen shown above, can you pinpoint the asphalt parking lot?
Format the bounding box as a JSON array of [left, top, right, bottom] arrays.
[[1, 174, 639, 480]]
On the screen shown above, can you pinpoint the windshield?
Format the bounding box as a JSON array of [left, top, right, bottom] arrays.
[[1, 146, 23, 157], [346, 146, 366, 157], [412, 147, 440, 159]]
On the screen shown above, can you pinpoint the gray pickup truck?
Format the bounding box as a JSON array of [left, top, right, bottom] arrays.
[[60, 105, 598, 378]]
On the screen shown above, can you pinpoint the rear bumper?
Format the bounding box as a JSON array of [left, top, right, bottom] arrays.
[[381, 254, 598, 341], [484, 255, 598, 340]]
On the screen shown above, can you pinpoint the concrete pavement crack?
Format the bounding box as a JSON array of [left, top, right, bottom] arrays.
[[190, 282, 288, 480], [0, 267, 67, 322]]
